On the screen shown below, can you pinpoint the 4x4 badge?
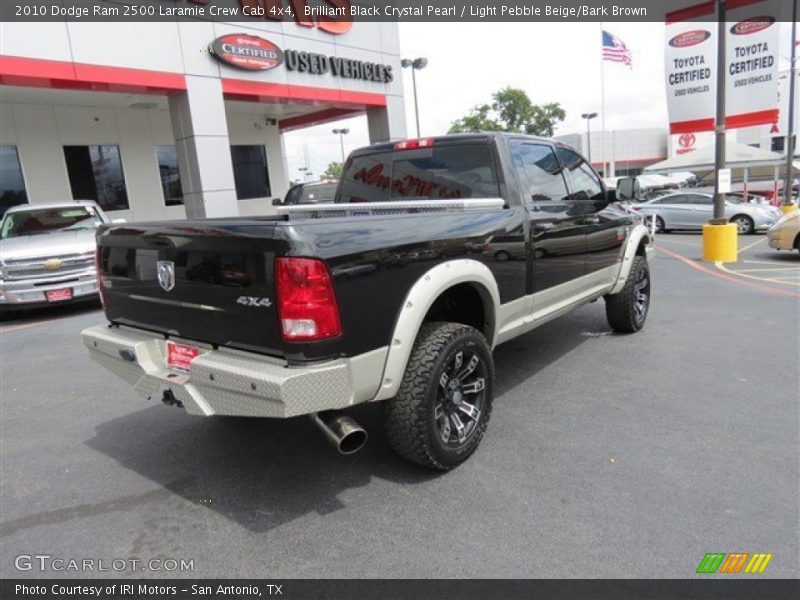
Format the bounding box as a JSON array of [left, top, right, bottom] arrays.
[[156, 261, 175, 292]]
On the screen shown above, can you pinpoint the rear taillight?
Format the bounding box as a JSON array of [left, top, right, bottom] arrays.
[[94, 248, 107, 307], [394, 138, 434, 151], [275, 257, 342, 342]]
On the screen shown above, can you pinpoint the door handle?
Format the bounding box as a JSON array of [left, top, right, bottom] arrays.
[[583, 215, 600, 225]]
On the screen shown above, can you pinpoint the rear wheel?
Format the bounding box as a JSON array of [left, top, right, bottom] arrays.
[[385, 322, 494, 470], [731, 215, 754, 235], [494, 250, 510, 261], [605, 255, 650, 333]]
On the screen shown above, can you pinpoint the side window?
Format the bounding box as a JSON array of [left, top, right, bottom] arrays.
[[555, 147, 604, 201], [230, 145, 271, 200], [509, 140, 569, 206], [689, 194, 713, 205], [0, 145, 28, 216], [156, 145, 183, 206], [63, 145, 129, 211]]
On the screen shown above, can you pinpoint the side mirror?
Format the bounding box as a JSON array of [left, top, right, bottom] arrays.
[[111, 218, 127, 224], [617, 177, 640, 202], [271, 198, 282, 206]]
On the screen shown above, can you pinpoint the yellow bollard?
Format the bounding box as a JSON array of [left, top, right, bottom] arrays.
[[702, 223, 738, 263], [780, 204, 799, 215]]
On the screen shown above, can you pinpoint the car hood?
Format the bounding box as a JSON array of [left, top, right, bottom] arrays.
[[0, 229, 97, 261]]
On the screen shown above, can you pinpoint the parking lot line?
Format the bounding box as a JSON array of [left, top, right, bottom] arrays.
[[655, 245, 800, 299], [734, 267, 800, 273], [738, 238, 765, 254], [743, 259, 798, 267], [716, 262, 800, 288]]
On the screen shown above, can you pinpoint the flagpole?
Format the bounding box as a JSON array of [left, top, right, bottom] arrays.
[[600, 24, 607, 177]]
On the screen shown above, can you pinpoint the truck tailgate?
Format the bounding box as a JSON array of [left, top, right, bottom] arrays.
[[97, 219, 283, 356]]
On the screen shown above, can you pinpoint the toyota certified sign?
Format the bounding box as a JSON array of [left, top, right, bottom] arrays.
[[730, 16, 775, 36], [668, 30, 711, 48], [209, 34, 284, 71]]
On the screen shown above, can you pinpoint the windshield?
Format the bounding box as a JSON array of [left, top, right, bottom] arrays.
[[0, 206, 103, 239], [284, 182, 338, 205]]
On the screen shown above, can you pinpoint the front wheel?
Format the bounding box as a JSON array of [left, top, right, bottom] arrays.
[[605, 255, 651, 333], [385, 322, 494, 470], [645, 215, 665, 234]]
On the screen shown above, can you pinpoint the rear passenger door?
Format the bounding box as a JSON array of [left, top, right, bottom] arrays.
[[509, 139, 586, 293]]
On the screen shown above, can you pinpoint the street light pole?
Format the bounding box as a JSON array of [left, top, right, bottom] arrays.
[[401, 57, 428, 138], [332, 128, 349, 163], [581, 112, 598, 166], [782, 0, 797, 209]]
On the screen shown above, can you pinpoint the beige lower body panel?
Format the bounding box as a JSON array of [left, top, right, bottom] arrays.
[[81, 324, 387, 418]]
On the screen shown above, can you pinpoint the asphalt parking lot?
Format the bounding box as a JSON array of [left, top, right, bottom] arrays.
[[1, 233, 798, 579]]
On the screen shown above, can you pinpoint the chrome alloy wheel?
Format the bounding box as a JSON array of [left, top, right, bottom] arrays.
[[434, 350, 487, 447], [633, 264, 650, 322]]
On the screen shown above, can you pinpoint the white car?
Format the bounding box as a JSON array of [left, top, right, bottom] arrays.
[[767, 211, 800, 253], [634, 192, 781, 234]]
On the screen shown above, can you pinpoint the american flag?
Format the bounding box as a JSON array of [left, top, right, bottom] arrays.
[[602, 30, 632, 67]]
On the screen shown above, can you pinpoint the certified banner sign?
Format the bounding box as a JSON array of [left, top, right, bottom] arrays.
[[664, 0, 780, 135]]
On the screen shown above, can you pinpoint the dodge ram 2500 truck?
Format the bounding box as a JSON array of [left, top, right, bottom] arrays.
[[82, 133, 653, 470]]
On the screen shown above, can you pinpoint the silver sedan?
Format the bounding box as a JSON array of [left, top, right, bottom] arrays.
[[634, 192, 781, 234]]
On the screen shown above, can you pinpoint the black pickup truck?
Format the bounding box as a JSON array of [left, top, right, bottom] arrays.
[[82, 133, 653, 470]]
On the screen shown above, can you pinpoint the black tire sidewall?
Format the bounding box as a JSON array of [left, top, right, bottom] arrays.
[[422, 329, 494, 467]]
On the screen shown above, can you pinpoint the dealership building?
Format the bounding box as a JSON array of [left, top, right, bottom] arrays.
[[0, 17, 407, 220]]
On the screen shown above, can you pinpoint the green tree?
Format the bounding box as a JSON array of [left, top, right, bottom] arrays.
[[322, 161, 343, 180], [449, 87, 565, 137]]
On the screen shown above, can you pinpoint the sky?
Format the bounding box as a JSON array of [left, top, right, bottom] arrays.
[[283, 21, 796, 184]]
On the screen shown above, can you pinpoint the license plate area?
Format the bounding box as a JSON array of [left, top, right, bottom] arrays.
[[46, 288, 73, 302], [166, 341, 204, 371]]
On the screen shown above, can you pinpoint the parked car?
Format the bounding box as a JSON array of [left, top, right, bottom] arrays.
[[278, 180, 338, 206], [766, 211, 800, 254], [0, 201, 116, 311], [633, 192, 780, 234], [82, 133, 653, 470]]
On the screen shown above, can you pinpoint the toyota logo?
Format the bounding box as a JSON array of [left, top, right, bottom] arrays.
[[679, 133, 696, 149], [156, 261, 175, 292]]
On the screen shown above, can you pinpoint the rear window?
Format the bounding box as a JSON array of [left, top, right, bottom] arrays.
[[337, 143, 500, 203]]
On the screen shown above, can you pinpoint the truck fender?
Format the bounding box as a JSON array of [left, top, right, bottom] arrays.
[[608, 224, 653, 295], [371, 259, 501, 402]]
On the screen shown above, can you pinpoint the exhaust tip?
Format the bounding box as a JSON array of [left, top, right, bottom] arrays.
[[311, 412, 368, 456], [338, 429, 368, 455]]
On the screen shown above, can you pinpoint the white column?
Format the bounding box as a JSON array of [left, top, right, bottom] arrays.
[[168, 76, 238, 218], [367, 95, 408, 143]]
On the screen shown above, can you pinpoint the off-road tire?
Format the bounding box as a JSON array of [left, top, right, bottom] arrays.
[[385, 322, 494, 470], [605, 255, 651, 333]]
